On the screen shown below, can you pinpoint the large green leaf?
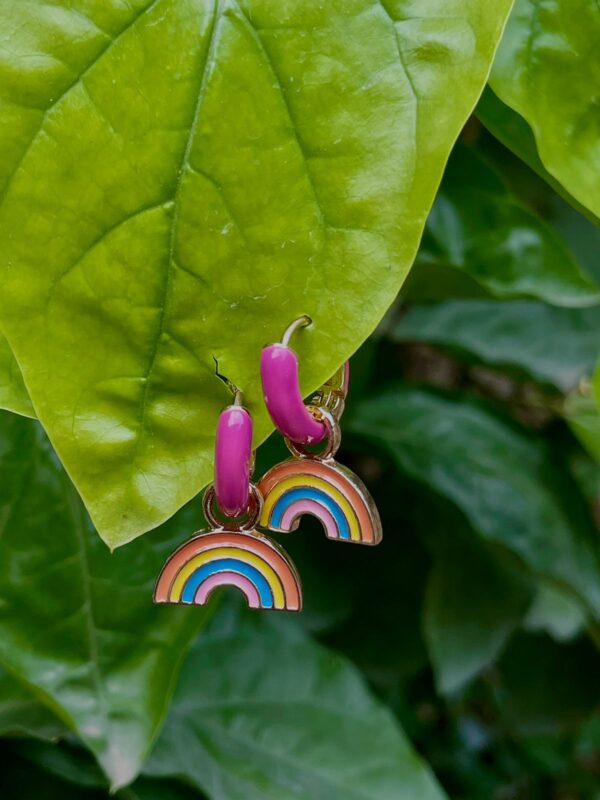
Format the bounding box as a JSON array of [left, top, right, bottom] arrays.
[[0, 412, 210, 788], [391, 299, 600, 391], [0, 0, 513, 546], [405, 145, 599, 305], [145, 606, 447, 800], [489, 0, 600, 218], [348, 387, 600, 620], [423, 536, 531, 695]]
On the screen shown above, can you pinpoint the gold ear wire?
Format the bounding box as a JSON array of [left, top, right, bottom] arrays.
[[213, 357, 243, 406], [281, 315, 312, 347]]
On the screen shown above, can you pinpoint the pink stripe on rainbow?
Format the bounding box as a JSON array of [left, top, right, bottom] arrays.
[[194, 572, 260, 608], [280, 499, 339, 540]]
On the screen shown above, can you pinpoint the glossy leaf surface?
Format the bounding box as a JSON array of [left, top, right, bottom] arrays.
[[145, 607, 447, 800], [0, 0, 512, 545], [489, 0, 600, 218], [0, 412, 209, 788]]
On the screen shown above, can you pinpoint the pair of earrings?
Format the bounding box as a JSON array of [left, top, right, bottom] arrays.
[[154, 316, 382, 612]]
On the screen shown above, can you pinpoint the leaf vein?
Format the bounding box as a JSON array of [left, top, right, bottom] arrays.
[[230, 0, 329, 228], [0, 0, 162, 207], [191, 716, 396, 800], [376, 0, 418, 104], [46, 200, 173, 303]]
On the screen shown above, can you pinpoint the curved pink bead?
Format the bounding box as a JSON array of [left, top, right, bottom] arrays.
[[260, 344, 326, 445], [214, 405, 253, 517], [280, 500, 339, 539], [194, 572, 260, 608]]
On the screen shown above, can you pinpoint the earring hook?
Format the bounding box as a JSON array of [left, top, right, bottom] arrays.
[[213, 357, 243, 406], [281, 315, 312, 347]]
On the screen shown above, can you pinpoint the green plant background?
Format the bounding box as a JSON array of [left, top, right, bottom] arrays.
[[0, 1, 599, 798]]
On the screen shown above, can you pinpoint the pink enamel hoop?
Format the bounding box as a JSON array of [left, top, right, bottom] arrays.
[[260, 316, 349, 445], [213, 391, 253, 518]]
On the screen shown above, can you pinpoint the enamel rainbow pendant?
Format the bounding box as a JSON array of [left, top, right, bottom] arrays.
[[154, 386, 302, 612], [258, 317, 382, 546]]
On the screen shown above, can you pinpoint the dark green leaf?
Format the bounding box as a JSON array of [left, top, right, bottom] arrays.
[[391, 299, 600, 392], [497, 633, 600, 736], [489, 0, 600, 218], [0, 669, 66, 742], [0, 412, 211, 788], [575, 713, 600, 764], [0, 0, 513, 545], [566, 407, 600, 464], [11, 738, 204, 800], [324, 489, 431, 688], [348, 387, 600, 619], [0, 747, 105, 800], [424, 538, 531, 695], [145, 608, 447, 800], [523, 584, 585, 642], [0, 336, 33, 418], [124, 777, 206, 800], [546, 194, 600, 285], [411, 145, 599, 305], [14, 739, 106, 790], [476, 87, 600, 225], [565, 361, 600, 463]]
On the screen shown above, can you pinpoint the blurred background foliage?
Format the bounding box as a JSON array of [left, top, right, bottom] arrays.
[[1, 2, 600, 798]]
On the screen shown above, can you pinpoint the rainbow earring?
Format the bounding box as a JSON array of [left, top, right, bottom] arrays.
[[154, 379, 302, 612], [258, 316, 382, 546]]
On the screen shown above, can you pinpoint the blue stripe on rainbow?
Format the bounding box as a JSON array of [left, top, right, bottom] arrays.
[[270, 488, 351, 540], [181, 558, 274, 607]]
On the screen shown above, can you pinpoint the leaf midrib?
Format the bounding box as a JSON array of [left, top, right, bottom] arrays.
[[132, 0, 221, 461]]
